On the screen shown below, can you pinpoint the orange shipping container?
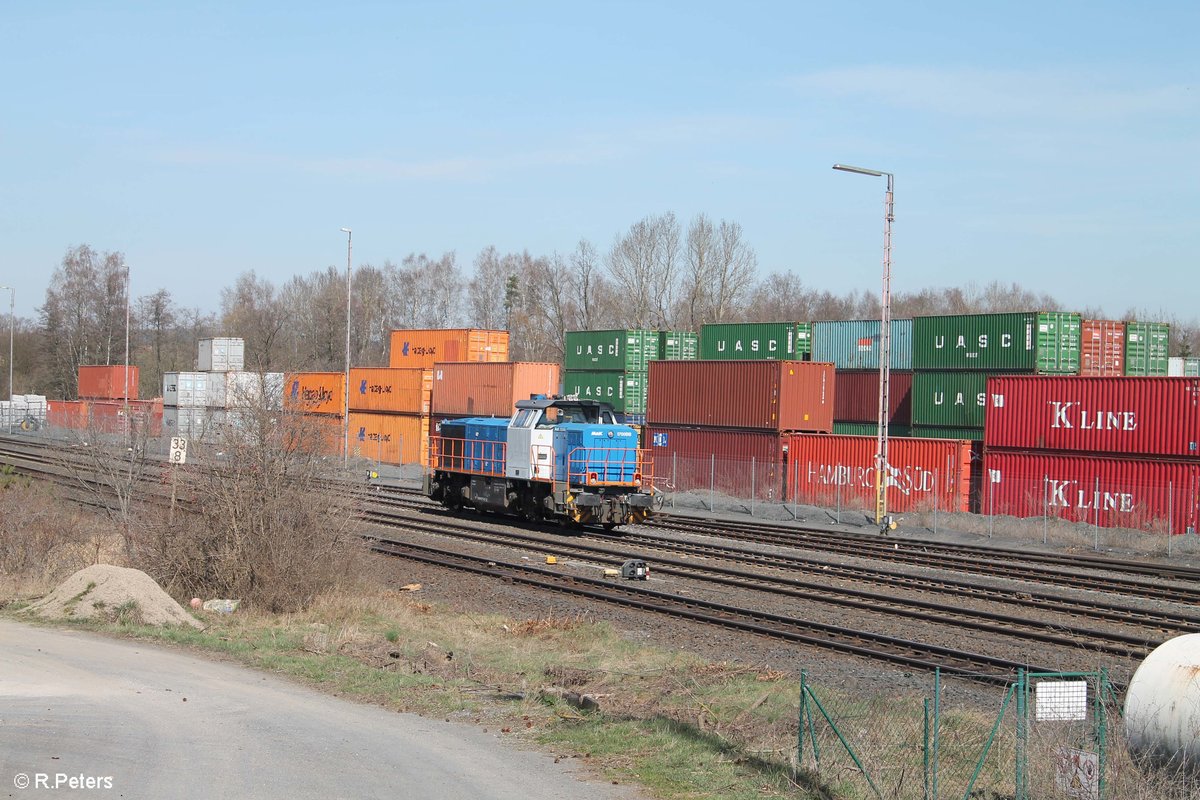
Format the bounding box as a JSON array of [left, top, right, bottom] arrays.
[[349, 368, 432, 414], [48, 400, 90, 430], [431, 362, 561, 417], [284, 372, 346, 415], [78, 365, 140, 400], [388, 329, 509, 369], [348, 412, 430, 465]]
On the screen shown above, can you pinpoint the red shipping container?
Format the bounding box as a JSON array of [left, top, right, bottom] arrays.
[[646, 425, 785, 499], [78, 365, 139, 400], [431, 362, 561, 417], [982, 450, 1200, 534], [648, 360, 834, 432], [86, 399, 164, 436], [786, 433, 972, 513], [984, 375, 1200, 459], [48, 400, 89, 430], [1080, 320, 1125, 376], [834, 370, 912, 424]]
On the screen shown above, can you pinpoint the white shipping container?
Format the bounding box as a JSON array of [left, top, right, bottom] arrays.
[[205, 371, 285, 410], [163, 407, 226, 440], [1, 395, 49, 430], [198, 337, 246, 372], [163, 372, 210, 408]]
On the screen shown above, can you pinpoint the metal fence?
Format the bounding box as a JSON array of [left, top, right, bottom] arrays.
[[797, 669, 1128, 800]]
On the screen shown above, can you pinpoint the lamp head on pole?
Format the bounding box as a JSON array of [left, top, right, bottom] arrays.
[[833, 163, 890, 178]]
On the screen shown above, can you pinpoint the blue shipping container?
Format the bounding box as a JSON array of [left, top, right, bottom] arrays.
[[811, 319, 913, 370]]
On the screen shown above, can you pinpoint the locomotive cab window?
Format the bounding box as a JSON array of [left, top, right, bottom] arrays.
[[513, 408, 538, 428]]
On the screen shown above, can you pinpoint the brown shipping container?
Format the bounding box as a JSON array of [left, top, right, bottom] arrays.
[[645, 426, 785, 498], [984, 375, 1200, 459], [284, 372, 346, 416], [348, 412, 430, 465], [431, 362, 561, 417], [349, 368, 432, 414], [1080, 320, 1125, 376], [647, 360, 834, 432], [388, 329, 509, 369], [48, 400, 90, 429], [786, 433, 972, 513], [78, 365, 140, 400], [834, 370, 912, 424], [982, 450, 1200, 534]]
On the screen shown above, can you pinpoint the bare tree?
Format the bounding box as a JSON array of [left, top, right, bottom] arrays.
[[606, 212, 681, 329], [221, 271, 287, 371]]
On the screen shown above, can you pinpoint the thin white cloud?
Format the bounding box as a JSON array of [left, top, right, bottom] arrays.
[[789, 66, 1197, 121]]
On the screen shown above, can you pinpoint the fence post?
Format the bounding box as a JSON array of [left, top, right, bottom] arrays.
[[793, 459, 800, 520], [988, 472, 995, 538], [751, 456, 756, 517], [700, 453, 710, 515], [1168, 481, 1174, 557], [1043, 474, 1048, 546], [836, 472, 841, 524], [671, 452, 676, 510], [1093, 476, 1100, 552], [933, 667, 941, 800], [933, 469, 939, 536]]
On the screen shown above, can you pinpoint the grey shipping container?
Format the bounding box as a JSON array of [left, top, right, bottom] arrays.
[[564, 330, 660, 372], [812, 319, 913, 370], [1124, 322, 1170, 376], [198, 337, 246, 372], [699, 322, 812, 360], [911, 312, 1081, 373], [163, 372, 211, 408]]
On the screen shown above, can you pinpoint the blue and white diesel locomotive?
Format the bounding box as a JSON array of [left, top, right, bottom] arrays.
[[425, 395, 655, 528]]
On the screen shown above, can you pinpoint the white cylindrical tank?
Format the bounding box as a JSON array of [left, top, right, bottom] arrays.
[[1124, 633, 1200, 772]]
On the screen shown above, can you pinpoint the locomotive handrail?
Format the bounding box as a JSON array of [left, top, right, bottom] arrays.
[[566, 447, 654, 489], [429, 434, 507, 477]]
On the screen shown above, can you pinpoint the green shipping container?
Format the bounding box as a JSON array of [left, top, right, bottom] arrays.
[[658, 331, 699, 361], [1124, 322, 1170, 376], [910, 371, 993, 428], [699, 322, 812, 360], [564, 330, 660, 372], [832, 421, 913, 438], [912, 312, 1081, 373], [909, 426, 983, 442], [562, 370, 646, 414]]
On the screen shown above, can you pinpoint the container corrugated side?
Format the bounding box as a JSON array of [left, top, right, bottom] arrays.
[[910, 371, 993, 428], [78, 365, 140, 400], [833, 370, 912, 424], [984, 375, 1200, 458], [646, 425, 784, 497], [786, 433, 972, 513], [1124, 322, 1170, 376], [284, 372, 345, 415], [811, 319, 913, 370], [431, 362, 561, 417], [349, 368, 432, 414], [647, 360, 833, 432], [206, 371, 285, 410], [564, 330, 660, 372], [1172, 357, 1200, 378], [47, 400, 89, 429], [699, 322, 810, 360], [1080, 320, 1124, 376], [88, 399, 163, 437], [657, 331, 699, 361], [911, 312, 1080, 373], [563, 370, 644, 414], [911, 426, 984, 441], [349, 412, 430, 465], [197, 337, 245, 372], [982, 450, 1200, 534], [388, 329, 509, 369]]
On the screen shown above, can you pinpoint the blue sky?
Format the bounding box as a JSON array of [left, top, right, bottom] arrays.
[[2, 1, 1197, 322]]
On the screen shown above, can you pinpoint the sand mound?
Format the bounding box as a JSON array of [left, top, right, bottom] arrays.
[[26, 564, 203, 629]]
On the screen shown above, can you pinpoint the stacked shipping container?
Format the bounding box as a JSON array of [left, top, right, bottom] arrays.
[[562, 329, 697, 423], [68, 365, 162, 436], [164, 340, 283, 441], [699, 322, 811, 361], [982, 375, 1200, 533]]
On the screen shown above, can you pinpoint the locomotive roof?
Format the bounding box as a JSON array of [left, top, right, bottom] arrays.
[[514, 396, 607, 411]]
